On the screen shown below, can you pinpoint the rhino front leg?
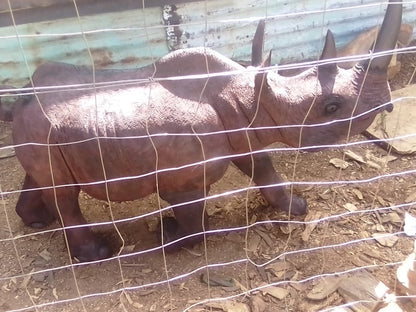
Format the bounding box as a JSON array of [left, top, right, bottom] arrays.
[[232, 153, 307, 215], [159, 189, 209, 250], [40, 188, 112, 262], [16, 174, 56, 228]]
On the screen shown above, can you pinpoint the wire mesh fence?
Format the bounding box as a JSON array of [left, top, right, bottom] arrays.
[[0, 1, 416, 311]]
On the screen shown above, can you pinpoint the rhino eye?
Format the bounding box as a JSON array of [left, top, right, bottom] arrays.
[[325, 102, 339, 114], [324, 95, 343, 115]]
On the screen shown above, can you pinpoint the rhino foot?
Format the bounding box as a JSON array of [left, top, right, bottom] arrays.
[[69, 237, 112, 262], [280, 195, 308, 216], [157, 216, 205, 251], [29, 218, 56, 229], [21, 208, 56, 228]]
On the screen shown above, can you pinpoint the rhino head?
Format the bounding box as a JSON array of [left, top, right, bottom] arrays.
[[255, 0, 402, 149]]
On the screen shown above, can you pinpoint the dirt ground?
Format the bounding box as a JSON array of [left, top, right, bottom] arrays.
[[0, 46, 416, 312]]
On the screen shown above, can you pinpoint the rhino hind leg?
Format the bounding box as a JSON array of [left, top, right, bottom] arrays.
[[16, 174, 56, 228], [232, 153, 307, 216], [159, 189, 209, 250], [32, 183, 111, 262]]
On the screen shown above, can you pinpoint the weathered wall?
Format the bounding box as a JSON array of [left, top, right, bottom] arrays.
[[0, 0, 415, 86]]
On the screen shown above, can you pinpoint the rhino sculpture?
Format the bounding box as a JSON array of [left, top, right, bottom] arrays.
[[0, 1, 402, 261]]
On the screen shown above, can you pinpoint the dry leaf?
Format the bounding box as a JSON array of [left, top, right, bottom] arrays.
[[329, 158, 349, 169]]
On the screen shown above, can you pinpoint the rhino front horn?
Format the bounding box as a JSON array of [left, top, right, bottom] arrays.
[[252, 19, 266, 66], [319, 29, 337, 72], [367, 0, 402, 71]]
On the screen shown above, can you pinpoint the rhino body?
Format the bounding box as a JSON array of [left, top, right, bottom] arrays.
[[0, 1, 402, 261]]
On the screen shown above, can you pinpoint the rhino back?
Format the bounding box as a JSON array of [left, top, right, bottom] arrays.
[[13, 80, 232, 201]]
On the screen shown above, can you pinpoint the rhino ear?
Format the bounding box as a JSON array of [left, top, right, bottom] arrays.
[[319, 30, 337, 72]]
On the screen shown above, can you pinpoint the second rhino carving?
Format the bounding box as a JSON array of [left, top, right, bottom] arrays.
[[0, 1, 402, 261]]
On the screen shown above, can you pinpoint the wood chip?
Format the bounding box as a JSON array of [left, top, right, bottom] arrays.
[[343, 203, 357, 212], [362, 249, 384, 262], [381, 212, 402, 226], [253, 228, 274, 248], [200, 273, 235, 287], [0, 147, 15, 159], [306, 276, 341, 300], [265, 261, 292, 278], [366, 160, 381, 170], [123, 292, 143, 309], [38, 249, 52, 262], [247, 233, 261, 253], [405, 191, 416, 203], [52, 288, 59, 300], [338, 270, 390, 312], [372, 232, 398, 247], [302, 211, 322, 241], [260, 283, 289, 300], [351, 189, 364, 200], [344, 150, 365, 163], [121, 245, 135, 254], [205, 301, 250, 312], [250, 295, 267, 312], [280, 223, 301, 235], [381, 155, 398, 163], [329, 158, 349, 169], [182, 247, 203, 257]]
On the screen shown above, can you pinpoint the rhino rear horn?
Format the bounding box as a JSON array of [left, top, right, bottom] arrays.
[[262, 50, 272, 68], [252, 19, 265, 66], [366, 0, 402, 71], [319, 30, 337, 72]]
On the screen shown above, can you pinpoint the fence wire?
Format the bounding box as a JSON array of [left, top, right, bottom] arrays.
[[1, 1, 416, 311]]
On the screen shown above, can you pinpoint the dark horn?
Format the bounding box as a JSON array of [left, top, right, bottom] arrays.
[[368, 0, 402, 71], [319, 30, 337, 72], [251, 19, 265, 66]]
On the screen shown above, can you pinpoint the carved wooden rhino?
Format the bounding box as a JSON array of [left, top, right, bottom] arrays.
[[0, 1, 402, 261]]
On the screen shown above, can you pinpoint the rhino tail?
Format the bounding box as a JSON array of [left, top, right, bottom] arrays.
[[0, 85, 18, 122]]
